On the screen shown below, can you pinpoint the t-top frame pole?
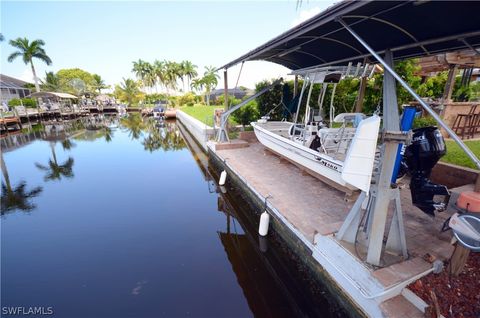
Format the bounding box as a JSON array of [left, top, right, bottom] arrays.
[[337, 18, 480, 169]]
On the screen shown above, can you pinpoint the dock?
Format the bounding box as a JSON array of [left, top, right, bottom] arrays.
[[208, 139, 462, 317], [0, 116, 22, 132], [175, 109, 472, 317]]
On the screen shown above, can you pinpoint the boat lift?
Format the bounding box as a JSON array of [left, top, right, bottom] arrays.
[[335, 19, 480, 265], [216, 78, 283, 143], [216, 1, 480, 266]]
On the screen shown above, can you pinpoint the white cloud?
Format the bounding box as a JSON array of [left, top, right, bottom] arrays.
[[291, 7, 321, 27]]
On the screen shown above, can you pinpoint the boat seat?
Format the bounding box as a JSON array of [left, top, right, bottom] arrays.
[[288, 123, 304, 137], [333, 113, 365, 127], [318, 127, 356, 155]]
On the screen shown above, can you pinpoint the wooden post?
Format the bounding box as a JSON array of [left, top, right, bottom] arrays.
[[448, 243, 470, 276], [355, 75, 368, 113], [443, 64, 458, 102]]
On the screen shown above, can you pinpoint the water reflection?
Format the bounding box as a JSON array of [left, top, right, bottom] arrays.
[[120, 114, 146, 140], [2, 115, 346, 317], [35, 142, 75, 182], [177, 120, 348, 318], [1, 152, 43, 216], [61, 138, 76, 151], [142, 120, 185, 152], [1, 114, 185, 218]]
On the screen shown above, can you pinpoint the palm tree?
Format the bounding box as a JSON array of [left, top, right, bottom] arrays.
[[153, 60, 166, 93], [182, 61, 198, 92], [7, 37, 52, 92], [178, 61, 188, 92], [191, 78, 203, 92], [132, 59, 146, 80], [132, 59, 155, 93], [42, 71, 61, 91], [164, 61, 181, 93], [201, 66, 220, 106], [35, 142, 74, 181], [115, 78, 142, 107], [0, 33, 4, 42], [143, 63, 157, 93], [1, 152, 42, 215], [92, 74, 109, 94]]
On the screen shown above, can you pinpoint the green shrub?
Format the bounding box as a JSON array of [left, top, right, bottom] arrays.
[[178, 92, 196, 106], [453, 84, 472, 102], [167, 96, 179, 107], [22, 98, 37, 108], [144, 93, 167, 104], [231, 101, 259, 127], [416, 72, 448, 99], [8, 98, 37, 108], [216, 94, 240, 106], [412, 116, 437, 129], [8, 98, 22, 107]]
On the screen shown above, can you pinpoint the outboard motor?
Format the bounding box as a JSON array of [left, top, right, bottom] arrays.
[[403, 126, 450, 216]]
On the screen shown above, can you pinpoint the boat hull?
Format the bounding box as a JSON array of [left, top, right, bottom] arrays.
[[252, 122, 356, 193]]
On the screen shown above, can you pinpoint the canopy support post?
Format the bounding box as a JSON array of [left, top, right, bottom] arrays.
[[443, 64, 458, 103], [218, 68, 229, 141], [367, 50, 402, 265], [355, 75, 368, 112], [338, 18, 480, 169], [293, 75, 299, 96], [224, 68, 229, 111]]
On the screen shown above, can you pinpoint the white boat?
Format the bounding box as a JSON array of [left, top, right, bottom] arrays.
[[252, 66, 381, 194]]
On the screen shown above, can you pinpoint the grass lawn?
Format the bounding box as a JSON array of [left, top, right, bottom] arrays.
[[441, 139, 480, 170], [179, 105, 238, 126]]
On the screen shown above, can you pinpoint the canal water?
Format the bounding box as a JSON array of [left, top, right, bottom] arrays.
[[1, 115, 347, 318]]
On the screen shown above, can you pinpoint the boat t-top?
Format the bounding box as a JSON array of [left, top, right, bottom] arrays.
[[251, 64, 381, 194]]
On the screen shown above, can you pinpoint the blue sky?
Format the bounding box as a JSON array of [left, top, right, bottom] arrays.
[[1, 1, 336, 90]]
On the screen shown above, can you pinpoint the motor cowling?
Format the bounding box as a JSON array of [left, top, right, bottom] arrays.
[[403, 126, 450, 216]]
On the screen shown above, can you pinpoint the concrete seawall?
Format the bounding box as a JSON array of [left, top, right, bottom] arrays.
[[176, 110, 215, 151]]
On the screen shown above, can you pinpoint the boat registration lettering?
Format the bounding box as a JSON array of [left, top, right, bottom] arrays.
[[314, 156, 340, 171]]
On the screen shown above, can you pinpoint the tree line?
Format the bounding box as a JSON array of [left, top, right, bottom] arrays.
[[128, 59, 220, 106]]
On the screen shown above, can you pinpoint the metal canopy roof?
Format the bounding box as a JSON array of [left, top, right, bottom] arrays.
[[219, 1, 480, 71]]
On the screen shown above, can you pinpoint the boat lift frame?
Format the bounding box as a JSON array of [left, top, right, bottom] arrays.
[[335, 18, 480, 266], [217, 78, 283, 143], [216, 2, 480, 266]]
